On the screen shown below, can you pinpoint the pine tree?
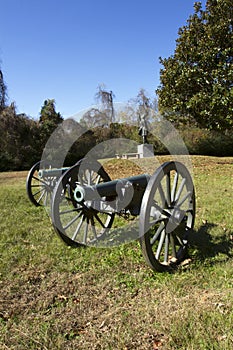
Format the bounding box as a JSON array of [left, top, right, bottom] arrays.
[[0, 69, 7, 111], [39, 99, 63, 144]]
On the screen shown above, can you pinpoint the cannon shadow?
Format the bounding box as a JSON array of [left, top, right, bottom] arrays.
[[188, 223, 233, 264]]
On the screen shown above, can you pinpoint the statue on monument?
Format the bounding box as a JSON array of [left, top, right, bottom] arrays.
[[138, 105, 149, 144]]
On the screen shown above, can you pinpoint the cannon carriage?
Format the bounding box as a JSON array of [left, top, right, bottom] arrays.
[[26, 158, 195, 272]]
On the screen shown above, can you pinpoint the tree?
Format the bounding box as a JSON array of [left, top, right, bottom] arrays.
[[0, 103, 40, 170], [135, 88, 151, 109], [39, 99, 63, 125], [156, 0, 233, 131], [95, 84, 115, 124], [0, 69, 7, 111], [80, 107, 109, 128], [39, 99, 63, 146]]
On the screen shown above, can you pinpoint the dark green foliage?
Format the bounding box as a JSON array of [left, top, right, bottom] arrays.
[[0, 104, 41, 170], [39, 99, 64, 149], [64, 130, 97, 166], [181, 128, 233, 156], [157, 0, 233, 131], [0, 98, 65, 171], [0, 69, 7, 111]]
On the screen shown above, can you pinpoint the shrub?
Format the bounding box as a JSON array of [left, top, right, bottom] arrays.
[[181, 128, 233, 156]]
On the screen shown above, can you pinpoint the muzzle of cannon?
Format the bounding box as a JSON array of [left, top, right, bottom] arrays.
[[27, 158, 195, 273]]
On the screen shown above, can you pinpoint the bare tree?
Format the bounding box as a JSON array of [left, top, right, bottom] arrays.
[[80, 107, 108, 128], [95, 84, 115, 124], [136, 88, 151, 110]]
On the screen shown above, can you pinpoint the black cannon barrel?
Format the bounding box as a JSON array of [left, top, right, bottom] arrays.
[[38, 167, 69, 178], [74, 174, 150, 203]]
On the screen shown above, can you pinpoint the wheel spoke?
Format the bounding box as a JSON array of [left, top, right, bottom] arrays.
[[166, 173, 171, 206], [91, 216, 98, 239], [37, 188, 47, 203], [71, 214, 84, 240], [155, 228, 166, 260], [171, 172, 179, 202], [32, 175, 48, 187], [83, 219, 89, 244], [150, 222, 165, 245], [174, 233, 184, 247], [44, 190, 49, 205], [177, 191, 192, 207], [63, 194, 76, 203], [32, 187, 46, 198], [90, 170, 95, 183], [64, 211, 83, 230], [149, 217, 166, 227], [91, 170, 99, 184], [94, 212, 106, 228], [95, 174, 101, 184], [59, 207, 82, 215], [158, 183, 166, 207], [164, 234, 169, 264], [170, 234, 177, 258], [175, 178, 186, 202], [186, 211, 194, 229], [86, 170, 92, 185]]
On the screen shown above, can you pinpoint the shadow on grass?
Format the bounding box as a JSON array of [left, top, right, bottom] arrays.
[[188, 223, 233, 263]]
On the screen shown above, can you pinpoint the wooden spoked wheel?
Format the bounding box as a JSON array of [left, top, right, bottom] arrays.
[[26, 161, 56, 207], [51, 159, 115, 247], [139, 161, 195, 272]]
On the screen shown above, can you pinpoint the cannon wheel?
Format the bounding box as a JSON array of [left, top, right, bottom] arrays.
[[26, 160, 55, 207], [139, 161, 195, 272], [51, 159, 115, 247]]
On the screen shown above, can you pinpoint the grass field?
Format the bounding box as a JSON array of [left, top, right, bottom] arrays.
[[0, 156, 233, 349]]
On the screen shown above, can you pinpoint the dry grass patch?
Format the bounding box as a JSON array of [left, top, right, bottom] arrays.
[[1, 264, 232, 349]]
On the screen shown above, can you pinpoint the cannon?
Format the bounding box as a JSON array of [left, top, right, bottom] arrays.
[[26, 158, 195, 272], [47, 158, 195, 272]]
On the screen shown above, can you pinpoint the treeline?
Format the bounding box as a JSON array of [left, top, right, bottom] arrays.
[[0, 93, 156, 171], [0, 95, 141, 171], [0, 98, 64, 171], [0, 95, 232, 172], [1, 0, 232, 171], [0, 104, 41, 170]]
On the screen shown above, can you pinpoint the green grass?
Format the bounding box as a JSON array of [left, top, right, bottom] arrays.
[[0, 156, 233, 349]]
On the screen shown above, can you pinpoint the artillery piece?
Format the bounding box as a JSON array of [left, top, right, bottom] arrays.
[[26, 158, 195, 272]]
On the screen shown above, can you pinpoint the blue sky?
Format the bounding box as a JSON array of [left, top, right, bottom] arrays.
[[0, 0, 206, 119]]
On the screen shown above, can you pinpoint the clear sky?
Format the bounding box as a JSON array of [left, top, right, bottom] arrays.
[[0, 0, 206, 119]]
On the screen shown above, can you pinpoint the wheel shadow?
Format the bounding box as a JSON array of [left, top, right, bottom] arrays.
[[188, 223, 233, 263]]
